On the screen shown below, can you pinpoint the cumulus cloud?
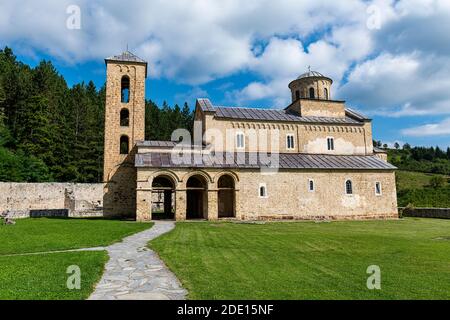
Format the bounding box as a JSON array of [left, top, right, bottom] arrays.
[[402, 118, 450, 137]]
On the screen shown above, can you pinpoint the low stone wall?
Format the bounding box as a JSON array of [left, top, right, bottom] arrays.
[[401, 207, 450, 219], [0, 183, 104, 218]]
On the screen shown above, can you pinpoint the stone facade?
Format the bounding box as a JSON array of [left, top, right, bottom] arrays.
[[134, 168, 397, 222], [103, 54, 147, 218], [0, 183, 103, 218]]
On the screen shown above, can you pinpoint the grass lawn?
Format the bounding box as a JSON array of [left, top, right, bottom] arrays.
[[0, 218, 151, 255], [0, 218, 152, 300], [150, 219, 450, 300]]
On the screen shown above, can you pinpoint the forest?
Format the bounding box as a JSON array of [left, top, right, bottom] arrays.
[[0, 47, 193, 183]]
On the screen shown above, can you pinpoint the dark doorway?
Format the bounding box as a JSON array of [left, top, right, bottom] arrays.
[[218, 175, 235, 218], [152, 176, 175, 220], [186, 175, 207, 220]]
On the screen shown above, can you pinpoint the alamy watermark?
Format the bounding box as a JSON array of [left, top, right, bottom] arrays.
[[67, 265, 81, 290], [366, 265, 381, 290], [66, 5, 81, 30]]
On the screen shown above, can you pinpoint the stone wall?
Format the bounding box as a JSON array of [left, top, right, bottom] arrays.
[[401, 207, 450, 219], [0, 183, 103, 218]]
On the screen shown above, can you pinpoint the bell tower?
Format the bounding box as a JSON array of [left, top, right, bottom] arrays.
[[103, 51, 147, 218]]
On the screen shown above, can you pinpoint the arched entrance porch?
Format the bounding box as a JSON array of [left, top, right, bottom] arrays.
[[218, 175, 236, 218], [151, 176, 175, 220], [186, 175, 208, 220]]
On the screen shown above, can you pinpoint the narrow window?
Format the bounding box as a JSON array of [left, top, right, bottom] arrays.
[[259, 183, 267, 198], [121, 76, 130, 103], [295, 90, 300, 100], [120, 108, 129, 127], [309, 87, 315, 99], [345, 180, 353, 195], [286, 134, 295, 150], [327, 137, 335, 151], [120, 135, 129, 154], [308, 179, 315, 192], [375, 182, 382, 196], [236, 132, 245, 149], [324, 88, 329, 100]]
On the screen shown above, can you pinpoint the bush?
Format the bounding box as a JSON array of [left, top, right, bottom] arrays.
[[429, 176, 445, 188]]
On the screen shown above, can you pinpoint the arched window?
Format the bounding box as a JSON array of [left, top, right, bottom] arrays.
[[121, 76, 130, 103], [345, 180, 353, 195], [295, 90, 300, 100], [324, 88, 329, 100], [259, 183, 267, 198], [309, 87, 315, 99], [120, 135, 129, 154], [120, 108, 129, 127]]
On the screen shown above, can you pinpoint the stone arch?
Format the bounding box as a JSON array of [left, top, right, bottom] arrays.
[[213, 171, 240, 185], [186, 174, 209, 220], [217, 174, 236, 218], [182, 170, 213, 185], [148, 170, 181, 187], [151, 173, 177, 220]]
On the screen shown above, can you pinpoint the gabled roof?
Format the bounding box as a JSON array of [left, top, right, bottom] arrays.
[[196, 98, 369, 124], [135, 152, 397, 170]]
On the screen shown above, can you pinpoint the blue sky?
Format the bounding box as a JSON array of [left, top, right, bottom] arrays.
[[1, 0, 450, 148]]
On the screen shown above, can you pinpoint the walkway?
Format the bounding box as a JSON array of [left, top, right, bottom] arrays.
[[88, 221, 187, 300]]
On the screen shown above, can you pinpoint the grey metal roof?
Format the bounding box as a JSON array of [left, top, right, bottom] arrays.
[[298, 70, 325, 79], [196, 98, 370, 124], [197, 98, 215, 112], [135, 152, 396, 170], [106, 51, 147, 64], [207, 105, 363, 124], [137, 141, 178, 148], [373, 147, 388, 153], [137, 140, 208, 148]]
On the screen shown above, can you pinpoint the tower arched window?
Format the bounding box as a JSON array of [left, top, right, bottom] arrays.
[[120, 108, 129, 127], [121, 76, 130, 103], [324, 88, 329, 100], [345, 180, 353, 195], [120, 135, 129, 154], [295, 90, 300, 100], [309, 87, 315, 99]]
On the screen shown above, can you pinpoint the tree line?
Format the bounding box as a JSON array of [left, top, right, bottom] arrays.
[[0, 47, 193, 183], [383, 143, 450, 176]]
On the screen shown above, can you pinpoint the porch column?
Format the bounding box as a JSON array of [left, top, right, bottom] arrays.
[[208, 189, 218, 221], [235, 188, 241, 220], [175, 189, 186, 221], [136, 189, 151, 222]]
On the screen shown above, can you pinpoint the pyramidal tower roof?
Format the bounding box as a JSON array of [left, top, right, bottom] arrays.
[[105, 51, 148, 77], [106, 50, 146, 63]]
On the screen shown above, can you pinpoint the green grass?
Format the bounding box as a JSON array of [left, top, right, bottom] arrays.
[[0, 218, 152, 255], [0, 218, 153, 300], [0, 252, 108, 300], [150, 219, 450, 300]]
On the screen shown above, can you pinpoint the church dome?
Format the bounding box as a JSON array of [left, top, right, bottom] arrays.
[[297, 70, 325, 79], [288, 68, 333, 102]]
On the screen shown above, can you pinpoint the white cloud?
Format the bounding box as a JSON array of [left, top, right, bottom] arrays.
[[402, 118, 450, 137]]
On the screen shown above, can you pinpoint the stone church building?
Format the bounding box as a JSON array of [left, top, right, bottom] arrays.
[[103, 51, 398, 222]]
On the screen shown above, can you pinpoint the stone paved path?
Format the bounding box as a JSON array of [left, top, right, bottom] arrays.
[[88, 221, 187, 300]]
